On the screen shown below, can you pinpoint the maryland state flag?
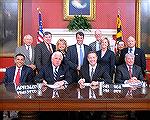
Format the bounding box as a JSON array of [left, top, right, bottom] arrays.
[[116, 13, 123, 42]]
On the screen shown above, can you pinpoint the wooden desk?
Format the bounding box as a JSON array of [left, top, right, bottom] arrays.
[[0, 83, 150, 111]]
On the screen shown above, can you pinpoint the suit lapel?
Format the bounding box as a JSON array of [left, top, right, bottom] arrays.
[[31, 46, 34, 63], [74, 45, 78, 63], [124, 64, 130, 79], [84, 65, 91, 82], [132, 65, 136, 77], [22, 46, 29, 58], [20, 66, 26, 83]]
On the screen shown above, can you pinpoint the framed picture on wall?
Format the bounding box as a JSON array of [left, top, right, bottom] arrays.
[[136, 0, 150, 58], [0, 0, 22, 57], [63, 0, 96, 20]]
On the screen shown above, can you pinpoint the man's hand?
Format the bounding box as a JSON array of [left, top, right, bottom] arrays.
[[78, 78, 85, 85]]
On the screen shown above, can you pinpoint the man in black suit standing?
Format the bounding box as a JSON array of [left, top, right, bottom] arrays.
[[119, 36, 146, 76], [78, 51, 112, 85], [35, 31, 56, 71], [35, 51, 72, 86], [115, 53, 144, 84], [66, 31, 90, 83]]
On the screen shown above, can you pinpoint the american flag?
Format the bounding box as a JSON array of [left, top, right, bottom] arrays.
[[37, 11, 44, 44]]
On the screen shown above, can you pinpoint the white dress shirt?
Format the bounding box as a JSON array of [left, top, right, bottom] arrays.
[[25, 44, 32, 61], [128, 46, 135, 54]]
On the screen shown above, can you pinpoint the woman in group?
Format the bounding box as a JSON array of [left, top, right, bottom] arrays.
[[96, 37, 115, 79], [56, 38, 68, 56], [56, 38, 68, 64]]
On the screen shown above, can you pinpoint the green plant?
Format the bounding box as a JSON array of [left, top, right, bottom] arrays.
[[67, 15, 92, 31]]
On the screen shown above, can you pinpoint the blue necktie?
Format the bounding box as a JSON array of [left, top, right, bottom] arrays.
[[80, 45, 83, 66]]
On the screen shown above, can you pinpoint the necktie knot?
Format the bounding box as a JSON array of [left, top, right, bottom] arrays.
[[129, 48, 132, 53]]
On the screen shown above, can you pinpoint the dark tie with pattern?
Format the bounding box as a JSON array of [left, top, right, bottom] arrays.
[[129, 66, 132, 78], [90, 68, 94, 81], [129, 48, 132, 53], [54, 67, 58, 81], [15, 68, 20, 86]]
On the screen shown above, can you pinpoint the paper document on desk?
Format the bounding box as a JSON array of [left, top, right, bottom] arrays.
[[122, 84, 132, 87], [84, 83, 90, 86], [46, 84, 60, 89]]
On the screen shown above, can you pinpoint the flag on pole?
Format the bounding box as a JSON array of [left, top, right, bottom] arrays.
[[116, 11, 123, 42], [37, 11, 44, 44]]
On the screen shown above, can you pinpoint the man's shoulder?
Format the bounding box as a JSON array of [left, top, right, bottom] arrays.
[[6, 66, 15, 71], [89, 41, 96, 46]]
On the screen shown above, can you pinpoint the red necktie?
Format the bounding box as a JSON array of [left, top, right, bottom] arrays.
[[15, 68, 20, 86], [129, 66, 132, 78], [48, 44, 52, 53]]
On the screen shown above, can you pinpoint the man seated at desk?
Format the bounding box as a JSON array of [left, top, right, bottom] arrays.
[[115, 53, 144, 84], [35, 51, 72, 86], [78, 51, 112, 86], [4, 53, 34, 87]]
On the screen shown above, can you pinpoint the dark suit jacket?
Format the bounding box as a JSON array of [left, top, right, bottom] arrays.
[[35, 64, 72, 84], [35, 42, 56, 70], [96, 49, 115, 78], [89, 41, 100, 51], [15, 45, 35, 65], [119, 47, 146, 75], [66, 44, 90, 82], [79, 64, 112, 84], [4, 65, 34, 85], [115, 64, 144, 84]]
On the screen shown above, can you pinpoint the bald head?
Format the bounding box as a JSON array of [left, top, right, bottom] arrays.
[[95, 29, 103, 42], [127, 36, 136, 48]]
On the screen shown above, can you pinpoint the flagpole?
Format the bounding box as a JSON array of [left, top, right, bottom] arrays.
[[36, 7, 44, 44]]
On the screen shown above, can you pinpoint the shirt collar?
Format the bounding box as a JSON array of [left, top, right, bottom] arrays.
[[89, 63, 97, 70]]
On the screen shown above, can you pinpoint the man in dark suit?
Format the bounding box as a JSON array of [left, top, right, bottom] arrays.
[[119, 36, 146, 76], [35, 31, 56, 71], [4, 53, 34, 86], [15, 34, 36, 70], [35, 51, 72, 85], [78, 51, 112, 85], [89, 29, 104, 51], [115, 53, 144, 84], [66, 31, 90, 83]]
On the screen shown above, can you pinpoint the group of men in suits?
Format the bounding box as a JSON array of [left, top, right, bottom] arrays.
[[3, 30, 147, 87], [1, 29, 147, 120]]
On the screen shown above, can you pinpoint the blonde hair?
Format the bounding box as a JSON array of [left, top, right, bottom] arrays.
[[56, 38, 67, 52]]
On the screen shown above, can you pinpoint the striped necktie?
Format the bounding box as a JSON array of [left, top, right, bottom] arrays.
[[54, 67, 58, 81]]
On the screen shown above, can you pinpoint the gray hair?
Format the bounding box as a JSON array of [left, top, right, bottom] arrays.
[[51, 51, 63, 61], [23, 34, 33, 40], [125, 53, 135, 59]]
